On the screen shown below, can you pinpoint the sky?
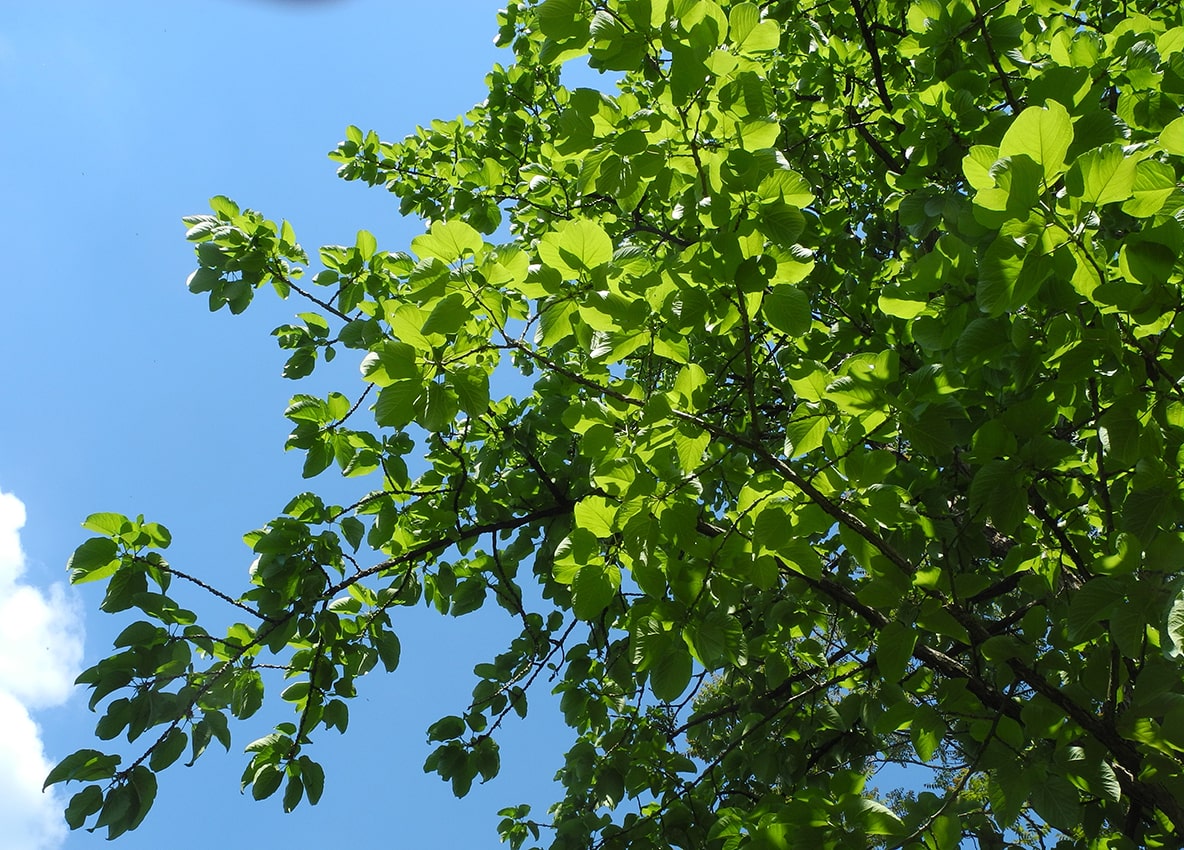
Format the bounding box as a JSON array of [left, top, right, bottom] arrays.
[[0, 1, 580, 847]]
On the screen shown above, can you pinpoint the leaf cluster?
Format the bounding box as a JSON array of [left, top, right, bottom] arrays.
[[52, 0, 1184, 847]]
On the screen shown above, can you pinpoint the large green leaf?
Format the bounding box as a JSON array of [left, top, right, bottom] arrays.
[[538, 219, 614, 276], [411, 220, 483, 264], [1065, 143, 1136, 205], [648, 640, 692, 702], [67, 538, 121, 584], [571, 560, 620, 619], [761, 284, 811, 335], [998, 101, 1074, 179]]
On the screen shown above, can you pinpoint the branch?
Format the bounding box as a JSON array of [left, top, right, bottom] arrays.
[[967, 0, 1020, 111], [324, 500, 574, 598], [272, 264, 352, 322], [320, 384, 374, 434], [1007, 656, 1184, 829], [799, 570, 1022, 722], [848, 111, 908, 173], [150, 560, 277, 623], [850, 0, 894, 111], [1086, 375, 1115, 531], [678, 408, 918, 580]]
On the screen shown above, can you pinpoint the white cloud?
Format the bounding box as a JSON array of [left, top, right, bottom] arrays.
[[0, 490, 85, 850]]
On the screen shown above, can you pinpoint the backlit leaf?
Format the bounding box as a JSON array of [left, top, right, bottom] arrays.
[[998, 101, 1073, 178], [411, 220, 482, 264]]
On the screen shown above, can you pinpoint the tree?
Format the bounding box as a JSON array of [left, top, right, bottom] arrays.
[[47, 0, 1184, 846]]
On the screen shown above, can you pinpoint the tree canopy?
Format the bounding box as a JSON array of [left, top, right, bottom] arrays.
[[49, 0, 1184, 846]]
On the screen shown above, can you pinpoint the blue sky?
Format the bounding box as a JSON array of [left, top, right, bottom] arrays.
[[0, 1, 575, 846]]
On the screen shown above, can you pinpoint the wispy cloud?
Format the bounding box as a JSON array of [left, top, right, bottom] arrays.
[[0, 490, 85, 850]]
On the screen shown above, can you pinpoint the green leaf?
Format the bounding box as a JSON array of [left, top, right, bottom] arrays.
[[1161, 116, 1184, 155], [360, 340, 419, 387], [685, 610, 745, 668], [976, 234, 1027, 317], [282, 776, 304, 813], [928, 814, 961, 850], [418, 381, 459, 432], [758, 201, 805, 245], [1120, 229, 1179, 287], [372, 629, 402, 672], [448, 366, 490, 416], [82, 513, 128, 536], [648, 641, 692, 702], [989, 765, 1028, 828], [855, 798, 905, 836], [1065, 143, 1136, 205], [299, 757, 325, 805], [874, 621, 916, 681], [976, 220, 1047, 317], [963, 145, 1000, 191], [537, 299, 576, 347], [727, 2, 759, 43], [736, 19, 779, 53], [251, 764, 283, 801], [428, 715, 467, 742], [911, 704, 945, 762], [762, 285, 811, 336], [574, 496, 617, 538], [991, 154, 1044, 213], [374, 380, 423, 428], [340, 516, 365, 551], [784, 414, 828, 456], [386, 303, 434, 351], [672, 363, 708, 408], [148, 729, 188, 772], [1067, 577, 1122, 643], [1122, 160, 1177, 217], [67, 538, 121, 584], [1029, 774, 1081, 832], [421, 293, 470, 336], [410, 219, 482, 264], [302, 440, 334, 478], [969, 459, 1025, 534], [877, 286, 930, 319], [232, 670, 264, 720], [759, 167, 814, 207], [356, 229, 377, 261], [65, 785, 104, 830], [285, 394, 329, 423], [538, 220, 614, 276], [572, 561, 619, 619], [998, 101, 1073, 179], [538, 0, 589, 39], [1165, 578, 1184, 660], [45, 749, 121, 788]]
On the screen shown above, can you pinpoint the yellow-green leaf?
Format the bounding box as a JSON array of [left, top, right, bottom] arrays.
[[998, 101, 1073, 179], [411, 220, 482, 264], [538, 220, 614, 276]]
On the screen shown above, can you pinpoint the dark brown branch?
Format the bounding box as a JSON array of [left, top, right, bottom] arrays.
[[273, 266, 353, 322], [850, 0, 894, 111], [320, 384, 374, 434], [151, 560, 277, 623], [1086, 376, 1115, 531], [846, 107, 907, 173], [1028, 486, 1088, 578], [1007, 656, 1184, 829], [968, 0, 1020, 111], [324, 500, 574, 598]]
